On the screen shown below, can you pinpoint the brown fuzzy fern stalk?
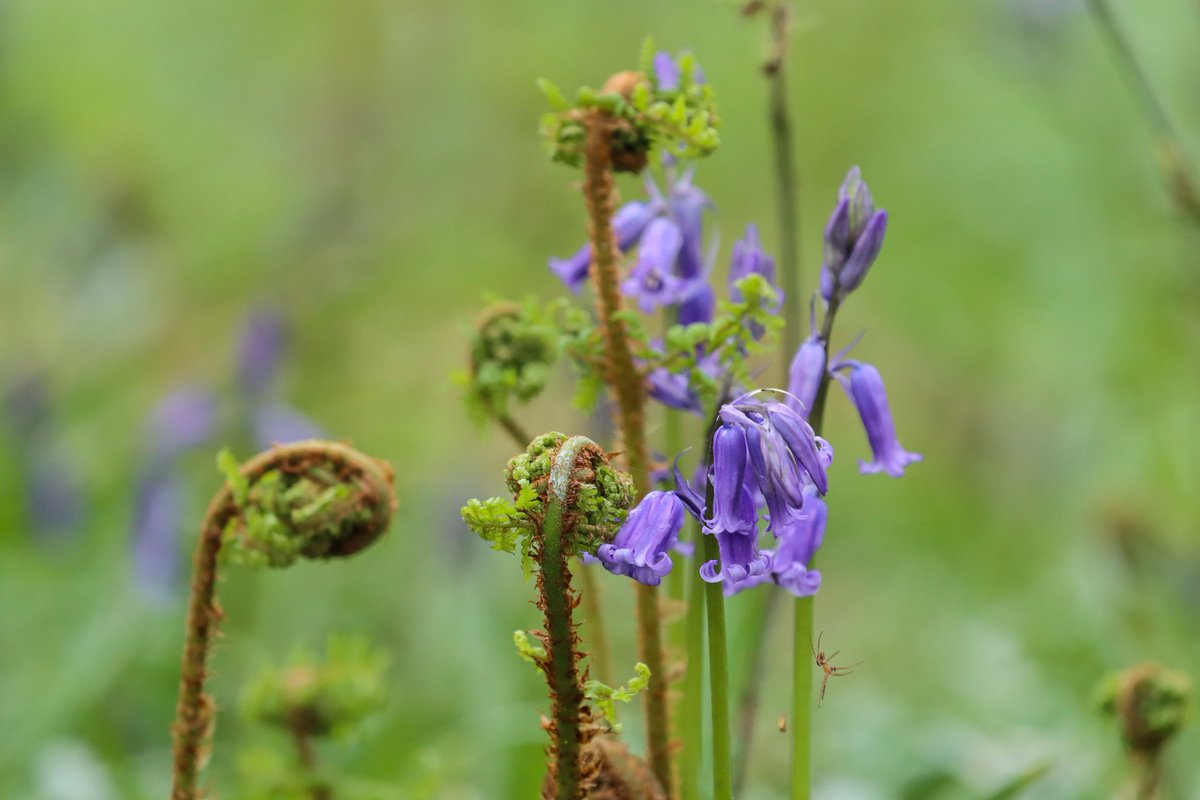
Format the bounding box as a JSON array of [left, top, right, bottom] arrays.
[[170, 440, 396, 800]]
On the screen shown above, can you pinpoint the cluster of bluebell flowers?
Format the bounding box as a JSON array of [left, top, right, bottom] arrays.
[[573, 160, 919, 598]]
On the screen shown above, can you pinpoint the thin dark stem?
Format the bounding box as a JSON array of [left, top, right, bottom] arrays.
[[766, 1, 803, 361], [490, 405, 533, 448], [1087, 0, 1200, 224], [288, 713, 332, 800]]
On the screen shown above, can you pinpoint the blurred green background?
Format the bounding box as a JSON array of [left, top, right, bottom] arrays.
[[2, 0, 1199, 797]]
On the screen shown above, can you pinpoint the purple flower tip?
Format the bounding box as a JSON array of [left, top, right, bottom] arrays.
[[596, 491, 685, 586]]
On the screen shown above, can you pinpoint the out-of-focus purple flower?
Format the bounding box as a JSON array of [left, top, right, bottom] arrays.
[[621, 218, 696, 313], [653, 52, 680, 91], [251, 403, 325, 449], [787, 335, 826, 419], [148, 389, 218, 461], [4, 374, 87, 541], [728, 224, 781, 306], [550, 200, 659, 292], [237, 310, 287, 397], [834, 361, 921, 477], [596, 490, 685, 586], [131, 471, 184, 602], [821, 167, 888, 303], [644, 345, 722, 416], [664, 166, 716, 325]]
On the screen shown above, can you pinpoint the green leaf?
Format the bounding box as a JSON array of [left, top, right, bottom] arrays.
[[583, 662, 651, 731], [537, 78, 569, 111], [217, 448, 249, 505]]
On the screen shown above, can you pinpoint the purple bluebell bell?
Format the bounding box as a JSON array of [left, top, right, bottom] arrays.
[[595, 490, 685, 586], [709, 424, 757, 533], [550, 200, 660, 292], [720, 393, 830, 520], [700, 529, 772, 593], [621, 218, 694, 313], [834, 361, 921, 477], [820, 167, 888, 303], [653, 52, 680, 91], [728, 223, 781, 306], [644, 345, 721, 416], [786, 335, 826, 419], [662, 166, 716, 325], [237, 310, 286, 398]]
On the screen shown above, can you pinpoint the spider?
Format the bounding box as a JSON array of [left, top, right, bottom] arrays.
[[812, 632, 862, 703]]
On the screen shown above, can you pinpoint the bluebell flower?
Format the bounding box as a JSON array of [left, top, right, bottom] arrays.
[[700, 529, 772, 593], [595, 490, 685, 586], [148, 388, 218, 461], [653, 51, 680, 91], [621, 218, 697, 312], [709, 424, 757, 533], [821, 167, 888, 303], [786, 335, 826, 419], [550, 200, 660, 292], [728, 223, 781, 306], [834, 361, 921, 477], [131, 471, 184, 602]]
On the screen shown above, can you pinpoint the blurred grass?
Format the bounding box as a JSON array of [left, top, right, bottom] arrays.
[[2, 0, 1200, 797]]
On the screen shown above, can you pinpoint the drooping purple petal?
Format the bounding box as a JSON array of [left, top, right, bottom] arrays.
[[763, 403, 828, 495], [836, 361, 921, 477], [839, 210, 888, 294], [709, 424, 754, 532], [596, 491, 685, 585], [700, 529, 772, 594]]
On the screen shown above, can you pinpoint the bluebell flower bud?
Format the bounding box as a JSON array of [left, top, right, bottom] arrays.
[[835, 361, 921, 477], [820, 167, 888, 303], [595, 490, 685, 586], [786, 335, 826, 419], [728, 223, 781, 306]]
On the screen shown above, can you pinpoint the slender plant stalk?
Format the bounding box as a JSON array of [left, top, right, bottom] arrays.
[[489, 405, 533, 450], [288, 713, 333, 800], [703, 533, 734, 800], [1131, 750, 1163, 800], [582, 107, 672, 795], [733, 7, 804, 787], [679, 520, 707, 800], [731, 587, 780, 793], [1087, 0, 1200, 225], [540, 439, 590, 800], [170, 512, 224, 800], [766, 0, 803, 360], [791, 296, 840, 800]]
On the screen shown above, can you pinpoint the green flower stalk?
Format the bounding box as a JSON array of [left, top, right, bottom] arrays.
[[170, 441, 396, 800], [463, 433, 640, 799]]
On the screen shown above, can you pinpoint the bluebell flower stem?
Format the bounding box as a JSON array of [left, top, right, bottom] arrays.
[[583, 108, 672, 795], [703, 533, 734, 800], [790, 594, 815, 800], [791, 295, 839, 800], [766, 0, 803, 362], [679, 519, 707, 800]]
